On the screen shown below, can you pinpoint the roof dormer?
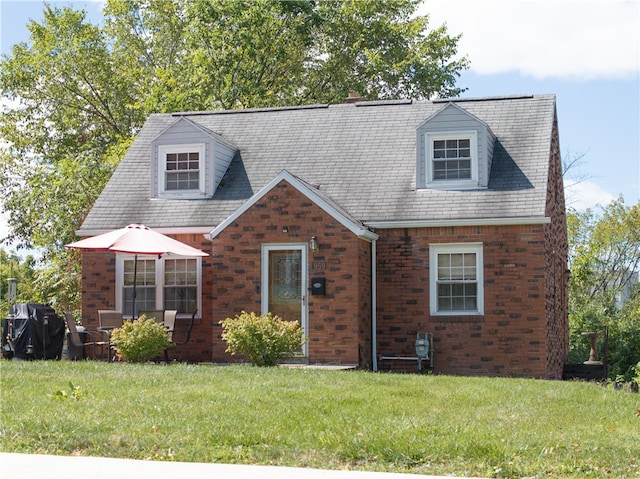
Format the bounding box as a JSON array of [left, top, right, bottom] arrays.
[[150, 117, 238, 199], [416, 102, 495, 190]]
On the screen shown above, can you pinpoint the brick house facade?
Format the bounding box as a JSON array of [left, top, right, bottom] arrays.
[[75, 94, 568, 378]]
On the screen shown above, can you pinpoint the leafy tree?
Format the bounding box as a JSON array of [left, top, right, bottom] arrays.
[[301, 0, 466, 104], [184, 0, 319, 109], [0, 249, 40, 317], [1, 6, 136, 252], [567, 198, 640, 380], [1, 0, 468, 312], [103, 0, 194, 113], [104, 0, 469, 110]]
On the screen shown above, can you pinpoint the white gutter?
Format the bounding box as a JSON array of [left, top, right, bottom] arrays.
[[365, 216, 550, 229], [372, 237, 378, 372], [74, 226, 215, 237]]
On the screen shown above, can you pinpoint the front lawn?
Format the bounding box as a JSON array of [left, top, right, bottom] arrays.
[[1, 361, 638, 478]]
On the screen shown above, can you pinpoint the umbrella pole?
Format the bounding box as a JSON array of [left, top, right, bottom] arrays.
[[132, 254, 138, 320]]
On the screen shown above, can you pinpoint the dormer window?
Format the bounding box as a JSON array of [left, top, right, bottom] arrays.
[[158, 143, 205, 197], [425, 131, 478, 188], [433, 138, 471, 180], [166, 151, 200, 190]]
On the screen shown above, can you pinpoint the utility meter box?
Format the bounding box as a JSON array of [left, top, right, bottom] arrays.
[[415, 334, 430, 359], [310, 277, 326, 296]]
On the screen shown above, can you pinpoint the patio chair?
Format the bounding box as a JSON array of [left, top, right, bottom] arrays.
[[98, 310, 123, 361], [143, 310, 176, 363], [63, 311, 110, 360], [163, 310, 178, 333], [98, 310, 123, 330], [162, 309, 197, 363]]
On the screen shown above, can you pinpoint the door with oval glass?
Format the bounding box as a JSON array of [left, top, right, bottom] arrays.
[[261, 244, 307, 356]]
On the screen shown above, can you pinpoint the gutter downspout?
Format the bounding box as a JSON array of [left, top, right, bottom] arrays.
[[372, 237, 378, 372]]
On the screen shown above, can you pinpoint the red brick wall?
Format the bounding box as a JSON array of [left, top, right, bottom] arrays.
[[79, 169, 567, 376], [79, 181, 372, 365], [209, 180, 371, 365], [376, 224, 550, 377], [81, 250, 117, 318], [80, 233, 214, 363], [544, 112, 569, 378], [357, 239, 373, 368]]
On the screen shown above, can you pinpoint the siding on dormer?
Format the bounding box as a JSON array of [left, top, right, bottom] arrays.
[[150, 117, 236, 198], [214, 142, 236, 191]]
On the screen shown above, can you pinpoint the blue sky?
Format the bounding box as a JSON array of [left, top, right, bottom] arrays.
[[1, 0, 639, 214], [424, 0, 639, 210]]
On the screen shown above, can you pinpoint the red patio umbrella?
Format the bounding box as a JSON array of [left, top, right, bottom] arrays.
[[65, 224, 208, 318]]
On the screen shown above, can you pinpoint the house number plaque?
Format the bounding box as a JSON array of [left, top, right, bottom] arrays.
[[311, 261, 327, 271]]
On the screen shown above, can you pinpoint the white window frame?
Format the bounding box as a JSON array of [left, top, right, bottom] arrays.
[[158, 143, 206, 196], [163, 257, 200, 314], [116, 254, 202, 318], [425, 131, 478, 189], [429, 243, 484, 316]]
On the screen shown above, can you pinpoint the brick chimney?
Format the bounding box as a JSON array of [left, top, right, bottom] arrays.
[[343, 91, 365, 104]]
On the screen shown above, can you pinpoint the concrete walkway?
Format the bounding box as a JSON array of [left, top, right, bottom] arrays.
[[1, 453, 484, 479]]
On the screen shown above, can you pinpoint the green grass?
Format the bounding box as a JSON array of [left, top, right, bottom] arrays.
[[1, 362, 638, 478]]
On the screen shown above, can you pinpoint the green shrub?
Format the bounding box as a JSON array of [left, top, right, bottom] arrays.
[[109, 315, 170, 363], [219, 311, 306, 366]]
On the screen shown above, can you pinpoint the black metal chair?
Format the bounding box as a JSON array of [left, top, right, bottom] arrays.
[[63, 311, 110, 360], [163, 309, 197, 363]]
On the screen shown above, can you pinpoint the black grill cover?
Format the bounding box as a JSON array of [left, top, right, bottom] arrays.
[[2, 303, 65, 360]]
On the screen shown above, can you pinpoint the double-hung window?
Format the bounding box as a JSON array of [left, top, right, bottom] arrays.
[[164, 258, 198, 313], [158, 144, 205, 196], [122, 258, 156, 313], [430, 243, 484, 315], [425, 132, 478, 188], [117, 255, 201, 317], [433, 138, 471, 180]]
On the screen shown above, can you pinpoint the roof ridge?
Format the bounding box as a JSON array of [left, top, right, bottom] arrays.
[[166, 94, 549, 117], [171, 104, 329, 117], [433, 94, 539, 103]]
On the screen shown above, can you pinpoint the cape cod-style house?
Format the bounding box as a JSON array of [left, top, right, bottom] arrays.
[[75, 94, 568, 378]]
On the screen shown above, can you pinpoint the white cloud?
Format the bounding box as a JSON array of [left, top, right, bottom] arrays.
[[422, 0, 640, 79], [564, 179, 616, 210]]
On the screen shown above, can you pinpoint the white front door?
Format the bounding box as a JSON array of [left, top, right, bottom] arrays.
[[261, 244, 307, 356]]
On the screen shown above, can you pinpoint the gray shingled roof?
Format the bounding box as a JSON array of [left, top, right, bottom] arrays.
[[79, 94, 557, 233]]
